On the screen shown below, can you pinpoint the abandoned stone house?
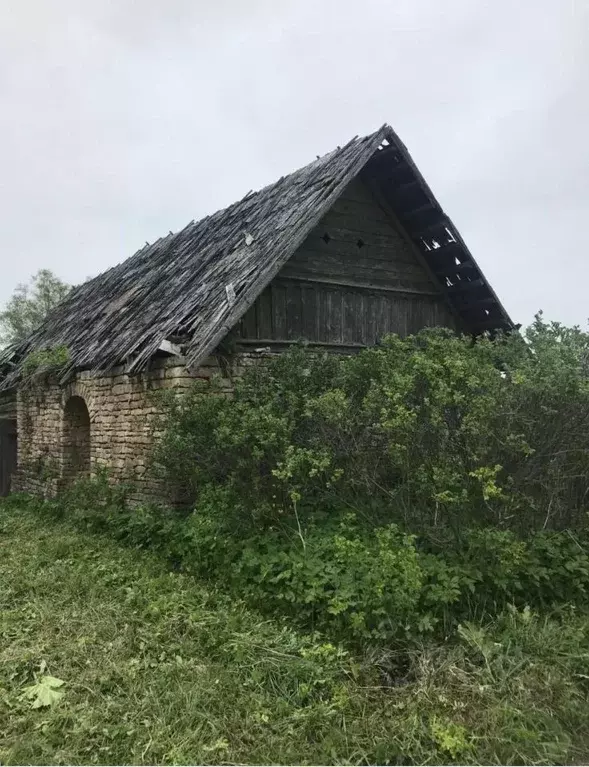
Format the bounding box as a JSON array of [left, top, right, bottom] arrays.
[[0, 123, 514, 500]]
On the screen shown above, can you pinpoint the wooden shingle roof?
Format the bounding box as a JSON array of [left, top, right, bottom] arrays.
[[1, 124, 513, 388]]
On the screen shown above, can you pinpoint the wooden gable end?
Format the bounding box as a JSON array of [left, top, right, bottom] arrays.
[[236, 177, 459, 349]]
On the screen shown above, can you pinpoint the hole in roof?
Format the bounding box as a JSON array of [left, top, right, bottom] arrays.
[[357, 238, 365, 249], [322, 232, 331, 244], [381, 138, 390, 146]]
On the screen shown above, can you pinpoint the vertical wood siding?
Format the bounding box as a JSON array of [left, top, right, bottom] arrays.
[[237, 177, 456, 346]]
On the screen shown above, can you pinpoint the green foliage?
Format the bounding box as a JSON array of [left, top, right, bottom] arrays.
[[155, 316, 589, 536], [21, 345, 70, 382], [21, 672, 66, 709], [27, 468, 589, 648], [25, 315, 589, 646], [0, 269, 71, 346], [233, 517, 423, 642], [7, 314, 589, 761], [2, 501, 589, 765], [129, 316, 589, 644]]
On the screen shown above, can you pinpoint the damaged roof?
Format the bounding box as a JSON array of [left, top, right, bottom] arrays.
[[1, 124, 514, 388]]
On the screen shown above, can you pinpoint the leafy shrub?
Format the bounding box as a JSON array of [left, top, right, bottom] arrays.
[[233, 516, 423, 642], [154, 315, 589, 536], [17, 315, 589, 647], [23, 471, 589, 647]]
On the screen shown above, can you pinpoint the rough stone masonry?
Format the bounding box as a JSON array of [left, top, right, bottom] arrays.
[[13, 353, 257, 502]]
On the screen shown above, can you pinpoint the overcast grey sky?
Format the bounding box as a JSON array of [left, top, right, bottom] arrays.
[[1, 0, 588, 328]]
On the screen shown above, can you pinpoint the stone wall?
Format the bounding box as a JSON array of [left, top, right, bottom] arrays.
[[13, 352, 245, 502]]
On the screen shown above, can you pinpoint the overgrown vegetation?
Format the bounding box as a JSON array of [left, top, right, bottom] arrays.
[[147, 315, 589, 643], [3, 500, 589, 765], [21, 345, 70, 383], [4, 314, 589, 763]]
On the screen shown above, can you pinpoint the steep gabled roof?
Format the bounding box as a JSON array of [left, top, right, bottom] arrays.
[[2, 124, 514, 388]]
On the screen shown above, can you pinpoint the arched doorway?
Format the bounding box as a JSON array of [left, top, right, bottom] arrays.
[[63, 396, 90, 480]]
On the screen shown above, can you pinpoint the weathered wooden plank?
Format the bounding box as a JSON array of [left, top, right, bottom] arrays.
[[301, 285, 319, 341], [280, 243, 422, 280], [240, 303, 258, 339], [355, 292, 366, 344], [407, 297, 424, 334], [326, 198, 391, 225], [342, 292, 357, 345], [326, 290, 343, 344], [304, 243, 419, 275], [282, 261, 437, 294], [256, 287, 273, 339], [280, 276, 440, 300], [391, 296, 402, 337], [282, 259, 432, 290], [271, 283, 287, 340], [237, 338, 367, 351], [365, 293, 377, 344], [337, 177, 378, 205], [375, 295, 391, 340], [285, 282, 302, 340], [317, 285, 329, 343]]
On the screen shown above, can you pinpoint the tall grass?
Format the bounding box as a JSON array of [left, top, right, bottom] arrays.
[[2, 500, 589, 765]]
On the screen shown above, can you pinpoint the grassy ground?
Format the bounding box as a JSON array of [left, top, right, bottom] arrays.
[[2, 501, 589, 765]]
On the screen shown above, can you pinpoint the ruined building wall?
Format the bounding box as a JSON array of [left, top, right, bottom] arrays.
[[13, 354, 235, 501]]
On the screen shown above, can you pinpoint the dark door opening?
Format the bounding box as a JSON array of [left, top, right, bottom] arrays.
[[0, 419, 17, 497], [63, 396, 91, 481]]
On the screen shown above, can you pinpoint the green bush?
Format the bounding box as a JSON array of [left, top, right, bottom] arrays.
[[138, 316, 589, 641], [233, 516, 423, 642], [154, 315, 589, 536], [25, 471, 589, 647], [19, 314, 589, 647]]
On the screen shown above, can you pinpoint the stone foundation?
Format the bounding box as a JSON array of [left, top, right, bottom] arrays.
[[13, 351, 265, 502]]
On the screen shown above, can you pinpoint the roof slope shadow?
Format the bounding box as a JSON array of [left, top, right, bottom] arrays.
[[1, 124, 514, 390]]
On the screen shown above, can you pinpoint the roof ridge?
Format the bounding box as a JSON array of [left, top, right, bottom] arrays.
[[0, 124, 513, 390]]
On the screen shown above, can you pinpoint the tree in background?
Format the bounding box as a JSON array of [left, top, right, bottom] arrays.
[[0, 269, 71, 346]]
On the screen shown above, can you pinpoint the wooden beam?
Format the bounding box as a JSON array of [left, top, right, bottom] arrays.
[[158, 339, 182, 356], [446, 278, 485, 294], [236, 340, 368, 354], [426, 240, 462, 257], [433, 259, 477, 277], [413, 219, 454, 239], [275, 275, 441, 297], [454, 296, 498, 311]]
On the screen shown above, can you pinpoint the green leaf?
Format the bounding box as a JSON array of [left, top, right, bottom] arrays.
[[22, 675, 66, 709]]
